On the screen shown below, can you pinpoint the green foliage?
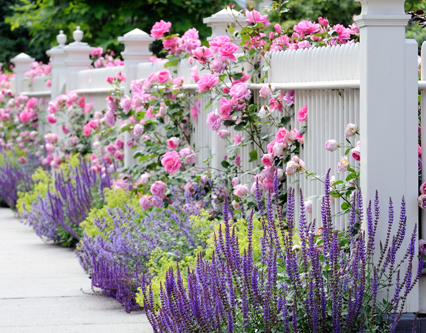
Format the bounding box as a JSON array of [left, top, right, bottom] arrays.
[[80, 187, 142, 237]]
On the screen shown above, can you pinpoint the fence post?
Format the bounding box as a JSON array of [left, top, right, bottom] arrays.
[[203, 8, 245, 171], [118, 29, 154, 168], [11, 53, 35, 95], [64, 27, 93, 91], [354, 0, 419, 311]]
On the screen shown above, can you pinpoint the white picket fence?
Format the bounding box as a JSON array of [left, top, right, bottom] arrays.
[[8, 2, 422, 312]]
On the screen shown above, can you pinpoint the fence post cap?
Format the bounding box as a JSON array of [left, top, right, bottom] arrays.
[[57, 30, 67, 46], [118, 28, 154, 42], [203, 7, 244, 24], [11, 53, 34, 63]]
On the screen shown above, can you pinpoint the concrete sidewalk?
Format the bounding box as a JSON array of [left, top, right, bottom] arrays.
[[0, 208, 152, 333]]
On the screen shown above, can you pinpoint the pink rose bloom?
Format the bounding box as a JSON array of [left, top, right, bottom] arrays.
[[115, 138, 124, 149], [259, 85, 273, 98], [209, 35, 230, 51], [133, 124, 144, 136], [293, 20, 320, 34], [139, 195, 152, 210], [139, 172, 151, 185], [45, 143, 55, 154], [232, 177, 240, 187], [325, 139, 338, 152], [344, 123, 358, 137], [161, 150, 181, 175], [419, 239, 426, 254], [183, 38, 201, 53], [245, 9, 270, 27], [179, 148, 196, 165], [173, 77, 184, 87], [274, 24, 282, 34], [229, 83, 251, 100], [267, 140, 276, 154], [283, 90, 295, 106], [219, 97, 236, 120], [18, 156, 26, 165], [106, 144, 116, 154], [151, 20, 172, 39], [337, 156, 349, 173], [167, 137, 180, 149], [83, 124, 92, 136], [120, 97, 132, 114], [233, 184, 249, 198], [262, 153, 274, 167], [114, 150, 124, 161], [419, 144, 422, 157], [192, 46, 214, 65], [19, 111, 31, 123], [70, 136, 79, 147], [106, 76, 114, 84], [351, 147, 361, 161], [318, 17, 329, 26], [47, 114, 57, 124], [334, 24, 351, 40], [275, 127, 290, 143], [297, 105, 308, 122], [218, 130, 230, 139], [190, 98, 200, 120], [305, 199, 313, 214], [158, 70, 170, 83], [105, 110, 116, 127], [211, 56, 228, 73], [273, 141, 286, 156], [218, 42, 239, 61], [234, 134, 242, 145], [151, 180, 167, 197], [198, 73, 219, 93], [206, 111, 222, 131], [420, 182, 426, 195], [183, 28, 199, 40], [262, 178, 274, 190], [26, 97, 37, 109], [61, 125, 69, 134]]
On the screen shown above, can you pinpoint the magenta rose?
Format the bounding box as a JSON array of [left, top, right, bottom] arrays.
[[420, 182, 426, 195], [351, 147, 361, 161]]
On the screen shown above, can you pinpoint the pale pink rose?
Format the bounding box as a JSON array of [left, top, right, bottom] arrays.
[[325, 140, 338, 152], [219, 97, 235, 120], [139, 195, 152, 210], [120, 97, 132, 114], [112, 179, 132, 191], [275, 127, 290, 143], [259, 85, 273, 98], [286, 160, 298, 176], [234, 134, 242, 145], [344, 123, 358, 137], [161, 150, 181, 175], [183, 38, 201, 53], [232, 177, 240, 187], [44, 133, 58, 144], [167, 137, 180, 149], [262, 178, 274, 190], [262, 153, 274, 167], [245, 9, 270, 27], [69, 136, 79, 146], [234, 184, 249, 198], [277, 169, 285, 180], [198, 73, 219, 93], [293, 20, 320, 34], [140, 173, 151, 185], [192, 46, 214, 64], [158, 70, 170, 83], [283, 90, 295, 106], [114, 150, 124, 161], [231, 200, 241, 210], [305, 199, 313, 214], [217, 130, 230, 139], [173, 77, 184, 86], [45, 143, 55, 154], [151, 20, 172, 39], [46, 79, 52, 88], [218, 42, 239, 61], [297, 105, 308, 122], [337, 156, 349, 173], [179, 148, 196, 165], [183, 28, 199, 40], [209, 35, 230, 51], [151, 180, 167, 197], [351, 147, 360, 161], [105, 110, 116, 126], [229, 83, 251, 100], [211, 56, 228, 73], [206, 111, 222, 131], [157, 103, 167, 117], [47, 114, 57, 124], [133, 124, 144, 136], [93, 141, 101, 149]]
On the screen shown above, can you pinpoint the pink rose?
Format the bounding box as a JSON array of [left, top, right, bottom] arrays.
[[179, 148, 196, 165], [351, 147, 360, 161], [158, 70, 170, 83], [19, 111, 31, 123], [192, 46, 214, 65], [115, 139, 124, 149], [337, 156, 349, 173], [120, 97, 132, 114], [218, 42, 239, 61], [419, 144, 422, 157], [18, 156, 26, 164], [420, 182, 426, 195], [218, 130, 230, 139], [420, 239, 426, 254], [105, 110, 116, 127], [198, 73, 219, 93], [275, 127, 290, 143], [70, 136, 79, 147], [419, 194, 426, 209], [305, 199, 313, 214], [206, 111, 222, 132], [167, 137, 180, 149], [344, 123, 358, 137], [151, 20, 172, 39], [293, 20, 320, 34], [191, 66, 199, 83], [233, 184, 249, 198], [114, 150, 124, 161], [259, 85, 273, 98], [234, 134, 242, 145], [161, 150, 181, 175], [151, 180, 167, 197], [209, 35, 230, 51], [274, 24, 282, 34], [262, 178, 274, 190], [139, 195, 152, 210], [140, 173, 150, 185], [106, 76, 114, 84], [325, 140, 338, 152], [297, 105, 308, 122], [219, 97, 236, 120], [133, 124, 144, 136], [46, 79, 52, 88], [229, 83, 251, 100], [245, 9, 270, 27], [262, 153, 274, 167], [47, 114, 57, 124], [283, 91, 295, 106]]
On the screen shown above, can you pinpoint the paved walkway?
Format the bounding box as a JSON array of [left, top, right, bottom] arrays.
[[0, 209, 152, 333]]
